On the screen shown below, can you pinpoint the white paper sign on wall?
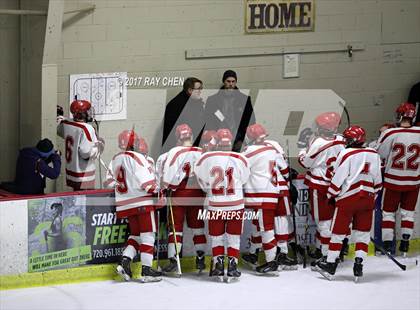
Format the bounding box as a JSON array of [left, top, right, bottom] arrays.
[[69, 72, 127, 121], [283, 54, 300, 78]]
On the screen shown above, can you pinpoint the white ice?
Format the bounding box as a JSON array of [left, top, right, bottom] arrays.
[[1, 256, 419, 310]]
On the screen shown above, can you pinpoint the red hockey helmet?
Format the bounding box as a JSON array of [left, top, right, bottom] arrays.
[[175, 124, 193, 141], [315, 112, 341, 132], [70, 100, 93, 122], [396, 102, 416, 120], [246, 124, 268, 143], [201, 130, 218, 149], [217, 128, 233, 146], [343, 125, 366, 146], [138, 137, 148, 155], [118, 130, 140, 150]]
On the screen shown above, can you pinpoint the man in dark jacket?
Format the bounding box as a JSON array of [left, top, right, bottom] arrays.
[[162, 77, 205, 152], [408, 81, 420, 125], [14, 139, 61, 195], [205, 70, 256, 152]]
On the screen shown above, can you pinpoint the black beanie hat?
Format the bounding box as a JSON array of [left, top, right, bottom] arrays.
[[36, 138, 54, 153], [222, 70, 237, 82]]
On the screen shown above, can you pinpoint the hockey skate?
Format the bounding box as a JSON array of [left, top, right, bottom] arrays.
[[316, 259, 338, 281], [339, 238, 349, 262], [383, 240, 393, 254], [196, 251, 206, 274], [116, 256, 132, 281], [209, 256, 224, 282], [139, 265, 163, 283], [255, 261, 279, 276], [399, 234, 410, 257], [161, 257, 180, 276], [311, 256, 326, 271], [276, 252, 298, 271], [242, 252, 258, 270], [353, 257, 363, 283], [226, 257, 241, 283]]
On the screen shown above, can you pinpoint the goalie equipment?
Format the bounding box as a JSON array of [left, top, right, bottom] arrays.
[[118, 130, 140, 150]]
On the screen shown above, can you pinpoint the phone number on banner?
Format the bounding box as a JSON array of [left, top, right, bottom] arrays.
[[92, 247, 124, 259]]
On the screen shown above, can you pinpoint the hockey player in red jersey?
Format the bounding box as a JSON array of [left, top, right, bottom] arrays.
[[161, 124, 207, 274], [241, 124, 295, 273], [195, 129, 250, 281], [113, 130, 162, 282], [298, 112, 346, 266], [57, 100, 104, 190], [377, 102, 420, 255], [316, 126, 382, 281]]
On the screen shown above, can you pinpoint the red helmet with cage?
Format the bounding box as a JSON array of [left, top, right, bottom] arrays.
[[246, 124, 268, 143], [343, 125, 366, 146], [118, 130, 140, 150], [138, 137, 148, 155], [315, 112, 341, 132], [70, 99, 93, 121], [396, 102, 416, 121], [217, 128, 233, 146], [175, 124, 193, 141], [201, 130, 218, 150]]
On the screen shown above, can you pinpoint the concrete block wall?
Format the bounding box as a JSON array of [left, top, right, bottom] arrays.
[[0, 0, 19, 182], [51, 0, 420, 191]]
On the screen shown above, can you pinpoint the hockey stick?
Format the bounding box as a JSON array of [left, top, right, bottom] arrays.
[[156, 209, 161, 270], [94, 119, 104, 189], [370, 237, 407, 271], [285, 139, 307, 267], [168, 193, 182, 276], [338, 100, 351, 127]]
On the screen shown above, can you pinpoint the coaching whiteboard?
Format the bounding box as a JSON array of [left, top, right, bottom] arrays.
[[70, 72, 127, 121]]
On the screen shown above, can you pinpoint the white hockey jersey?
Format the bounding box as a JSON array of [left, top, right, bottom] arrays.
[[243, 144, 289, 208], [195, 151, 250, 211], [162, 146, 203, 191], [327, 148, 382, 201], [57, 120, 100, 190], [376, 127, 420, 191], [103, 154, 155, 189], [264, 139, 285, 157], [298, 135, 346, 191], [111, 151, 157, 218]]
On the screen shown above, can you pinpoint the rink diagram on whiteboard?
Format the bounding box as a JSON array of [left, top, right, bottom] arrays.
[[70, 72, 128, 121]]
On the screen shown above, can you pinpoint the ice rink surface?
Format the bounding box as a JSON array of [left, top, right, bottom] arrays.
[[1, 256, 419, 310]]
